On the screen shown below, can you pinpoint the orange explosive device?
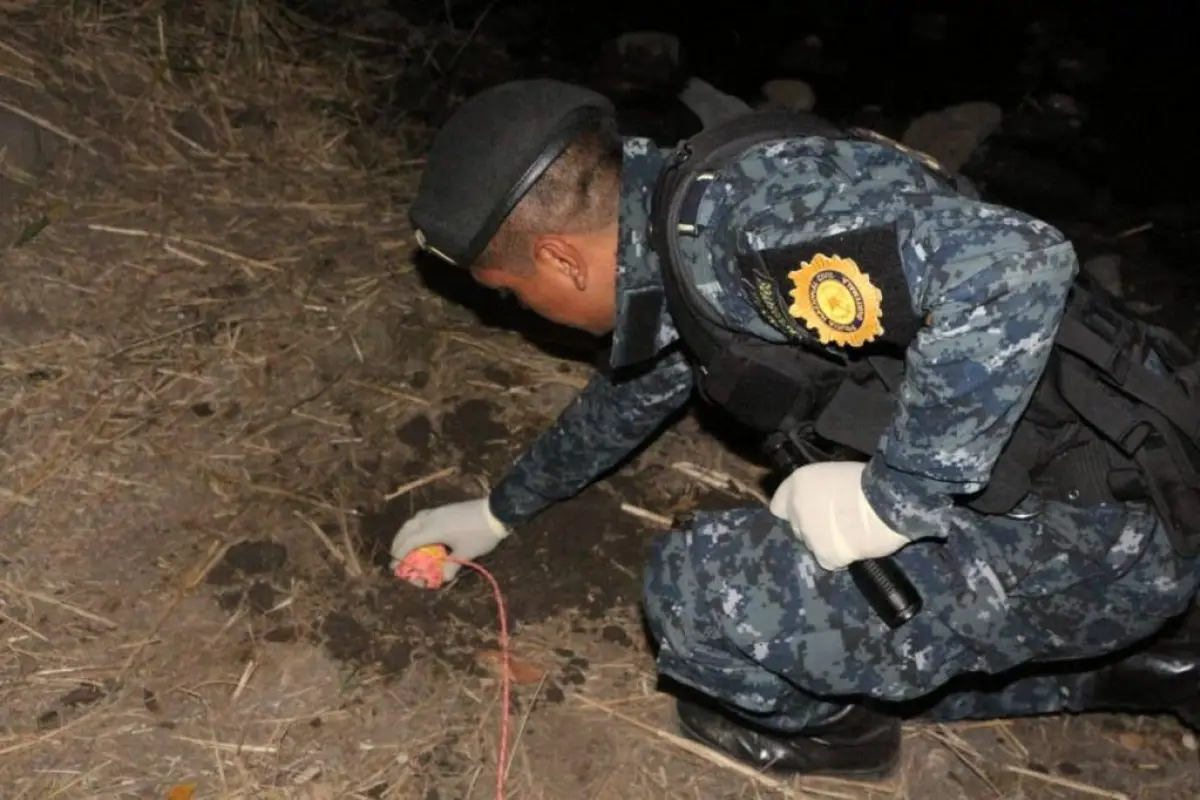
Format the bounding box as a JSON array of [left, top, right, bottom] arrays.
[[393, 544, 449, 589]]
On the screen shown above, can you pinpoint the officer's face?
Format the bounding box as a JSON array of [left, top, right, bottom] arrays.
[[473, 230, 618, 336]]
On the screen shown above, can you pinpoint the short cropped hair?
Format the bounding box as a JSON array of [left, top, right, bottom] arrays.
[[478, 121, 622, 272]]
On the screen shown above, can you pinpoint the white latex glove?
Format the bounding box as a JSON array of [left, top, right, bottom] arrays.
[[768, 461, 909, 571], [389, 498, 509, 585]]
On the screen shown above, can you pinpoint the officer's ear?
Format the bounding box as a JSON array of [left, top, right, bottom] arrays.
[[532, 235, 587, 292]]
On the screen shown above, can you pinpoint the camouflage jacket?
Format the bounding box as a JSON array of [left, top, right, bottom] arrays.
[[487, 134, 1079, 541]]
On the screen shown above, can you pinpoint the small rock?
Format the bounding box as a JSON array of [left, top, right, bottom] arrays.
[[758, 79, 816, 113], [902, 101, 1003, 173]]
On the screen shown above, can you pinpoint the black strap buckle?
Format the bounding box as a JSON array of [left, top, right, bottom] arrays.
[[764, 424, 837, 471], [1075, 291, 1144, 387]]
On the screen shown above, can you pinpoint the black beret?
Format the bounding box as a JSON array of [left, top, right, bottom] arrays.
[[409, 79, 616, 267]]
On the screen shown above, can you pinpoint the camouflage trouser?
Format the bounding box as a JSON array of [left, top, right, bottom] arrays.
[[643, 500, 1200, 732]]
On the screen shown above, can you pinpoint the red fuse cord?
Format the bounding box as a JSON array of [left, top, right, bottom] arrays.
[[395, 546, 512, 800]]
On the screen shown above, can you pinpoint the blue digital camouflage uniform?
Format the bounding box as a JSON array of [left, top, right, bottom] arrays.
[[487, 135, 1200, 731]]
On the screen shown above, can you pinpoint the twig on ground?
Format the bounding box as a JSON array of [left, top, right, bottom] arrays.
[[383, 466, 458, 501], [0, 582, 118, 630], [1002, 765, 1130, 800], [619, 503, 673, 529]]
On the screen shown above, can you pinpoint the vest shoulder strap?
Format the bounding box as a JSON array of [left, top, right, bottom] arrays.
[[652, 109, 849, 364]]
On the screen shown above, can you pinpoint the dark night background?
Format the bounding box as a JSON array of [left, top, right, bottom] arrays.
[[284, 0, 1198, 327]]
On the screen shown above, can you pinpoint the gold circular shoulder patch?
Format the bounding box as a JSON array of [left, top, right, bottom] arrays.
[[787, 254, 884, 347]]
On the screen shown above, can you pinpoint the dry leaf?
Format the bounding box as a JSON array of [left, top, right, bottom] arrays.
[[167, 785, 197, 800], [476, 650, 546, 685]]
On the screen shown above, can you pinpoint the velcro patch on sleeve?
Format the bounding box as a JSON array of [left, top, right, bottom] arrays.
[[735, 224, 923, 350]]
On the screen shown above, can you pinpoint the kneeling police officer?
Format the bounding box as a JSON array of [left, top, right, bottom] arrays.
[[391, 78, 1200, 778]]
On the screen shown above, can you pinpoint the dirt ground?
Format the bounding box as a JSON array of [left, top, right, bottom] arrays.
[[2, 5, 1199, 799]]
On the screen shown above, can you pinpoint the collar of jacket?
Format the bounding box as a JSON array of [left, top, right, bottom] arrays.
[[609, 137, 678, 370]]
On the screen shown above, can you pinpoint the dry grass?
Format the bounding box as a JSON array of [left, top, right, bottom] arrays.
[[0, 1, 1198, 798]]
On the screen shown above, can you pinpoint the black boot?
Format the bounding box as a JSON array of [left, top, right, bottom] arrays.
[[1082, 610, 1200, 729], [675, 698, 901, 779]]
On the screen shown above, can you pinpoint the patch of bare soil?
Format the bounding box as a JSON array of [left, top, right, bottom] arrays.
[[1, 3, 1198, 799]]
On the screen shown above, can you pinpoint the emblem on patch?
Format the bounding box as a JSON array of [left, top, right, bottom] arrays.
[[787, 254, 883, 348]]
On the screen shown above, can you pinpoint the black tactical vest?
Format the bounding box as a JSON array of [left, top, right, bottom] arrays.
[[649, 109, 1200, 558]]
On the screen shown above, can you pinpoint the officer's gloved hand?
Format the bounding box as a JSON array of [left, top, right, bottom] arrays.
[[389, 498, 510, 585], [768, 461, 909, 571]]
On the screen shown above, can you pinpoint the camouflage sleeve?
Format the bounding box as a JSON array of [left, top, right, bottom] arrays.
[[487, 347, 695, 528], [860, 207, 1080, 540]]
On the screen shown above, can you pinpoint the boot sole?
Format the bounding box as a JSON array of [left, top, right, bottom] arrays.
[[675, 714, 900, 780]]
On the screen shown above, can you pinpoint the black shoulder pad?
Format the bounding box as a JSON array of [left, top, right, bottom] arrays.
[[734, 224, 924, 351]]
